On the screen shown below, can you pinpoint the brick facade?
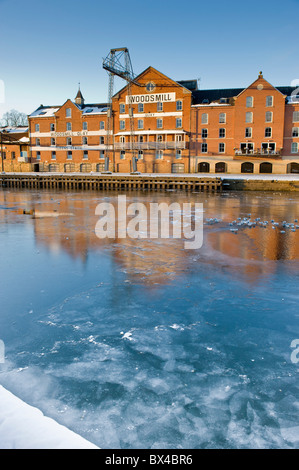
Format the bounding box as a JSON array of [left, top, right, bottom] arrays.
[[26, 69, 299, 174]]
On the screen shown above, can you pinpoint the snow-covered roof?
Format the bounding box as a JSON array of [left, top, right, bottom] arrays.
[[1, 126, 28, 133], [29, 107, 60, 118], [81, 105, 108, 115]]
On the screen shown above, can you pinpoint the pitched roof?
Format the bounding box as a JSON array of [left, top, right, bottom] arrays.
[[191, 86, 298, 105]]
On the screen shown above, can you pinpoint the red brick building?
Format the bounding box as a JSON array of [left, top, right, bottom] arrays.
[[0, 126, 30, 172], [28, 69, 299, 174]]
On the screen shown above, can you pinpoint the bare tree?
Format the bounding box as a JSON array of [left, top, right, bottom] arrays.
[[1, 109, 28, 127]]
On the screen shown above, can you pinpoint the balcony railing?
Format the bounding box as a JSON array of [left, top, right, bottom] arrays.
[[114, 141, 186, 150], [234, 149, 282, 157]]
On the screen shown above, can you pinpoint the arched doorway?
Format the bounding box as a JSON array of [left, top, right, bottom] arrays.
[[215, 162, 227, 173], [48, 163, 59, 172], [260, 162, 272, 173], [96, 163, 105, 172], [241, 162, 254, 173], [288, 162, 299, 173], [172, 163, 185, 173], [198, 162, 210, 173], [64, 163, 75, 172], [80, 163, 91, 172]]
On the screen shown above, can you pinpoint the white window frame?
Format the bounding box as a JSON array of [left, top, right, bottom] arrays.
[[245, 112, 253, 123], [266, 96, 273, 107], [120, 120, 125, 130], [176, 118, 182, 128], [66, 108, 71, 118], [100, 121, 105, 129], [201, 128, 208, 138], [176, 100, 183, 111], [265, 111, 273, 123], [245, 127, 252, 138], [120, 150, 126, 160], [138, 119, 144, 130], [175, 149, 182, 159], [219, 128, 226, 138], [293, 111, 299, 123], [219, 142, 225, 153], [157, 118, 163, 129], [83, 121, 88, 131], [265, 127, 272, 138], [219, 113, 226, 124], [35, 124, 40, 132], [50, 123, 55, 131], [157, 102, 163, 112], [292, 127, 299, 137], [246, 96, 253, 107], [120, 103, 125, 114], [138, 103, 144, 113], [201, 143, 208, 153], [138, 150, 143, 160], [66, 122, 72, 131], [291, 142, 298, 153], [155, 150, 163, 159], [201, 113, 208, 124]]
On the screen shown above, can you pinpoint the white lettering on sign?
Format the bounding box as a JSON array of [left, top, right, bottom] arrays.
[[126, 93, 176, 105], [50, 131, 88, 137]]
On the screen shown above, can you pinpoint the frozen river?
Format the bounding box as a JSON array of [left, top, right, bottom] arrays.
[[0, 188, 298, 449]]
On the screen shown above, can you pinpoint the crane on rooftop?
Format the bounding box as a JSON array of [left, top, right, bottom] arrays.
[[102, 48, 142, 173]]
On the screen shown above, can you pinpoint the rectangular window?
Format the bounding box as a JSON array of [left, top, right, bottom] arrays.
[[156, 150, 163, 159], [157, 102, 163, 112], [291, 142, 298, 153], [35, 124, 40, 132], [36, 151, 41, 160], [100, 136, 104, 145], [219, 128, 226, 138], [83, 122, 88, 130], [36, 138, 40, 146], [266, 96, 273, 107], [67, 137, 72, 146], [138, 150, 143, 160], [176, 118, 182, 128], [292, 127, 299, 137], [201, 128, 208, 138], [51, 138, 55, 146], [175, 149, 182, 159], [219, 142, 225, 153], [120, 104, 125, 114], [66, 108, 71, 118], [219, 113, 226, 123], [100, 121, 105, 129], [11, 151, 16, 160], [157, 135, 163, 142], [67, 151, 72, 160], [120, 150, 125, 160], [201, 113, 208, 124], [245, 127, 252, 138], [138, 103, 144, 112], [138, 119, 143, 129], [293, 111, 299, 122], [246, 112, 253, 123], [120, 120, 125, 130], [201, 143, 208, 153], [83, 136, 88, 145], [265, 111, 273, 122], [50, 123, 55, 131], [100, 150, 105, 159], [265, 127, 272, 137], [176, 100, 182, 111], [157, 118, 163, 129], [51, 151, 56, 160], [67, 122, 72, 131], [83, 150, 88, 159], [246, 96, 253, 107]]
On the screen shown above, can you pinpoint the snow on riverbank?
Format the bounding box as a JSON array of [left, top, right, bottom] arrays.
[[0, 385, 99, 449]]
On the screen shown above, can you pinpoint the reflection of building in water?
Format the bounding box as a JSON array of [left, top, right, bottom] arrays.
[[1, 190, 299, 284]]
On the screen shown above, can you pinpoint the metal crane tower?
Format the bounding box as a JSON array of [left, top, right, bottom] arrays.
[[102, 48, 142, 173]]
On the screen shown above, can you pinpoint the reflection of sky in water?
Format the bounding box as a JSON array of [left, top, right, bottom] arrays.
[[0, 189, 299, 449]]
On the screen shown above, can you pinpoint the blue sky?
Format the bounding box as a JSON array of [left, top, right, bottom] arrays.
[[0, 0, 299, 119]]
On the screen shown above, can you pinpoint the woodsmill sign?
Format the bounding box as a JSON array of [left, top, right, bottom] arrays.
[[126, 92, 176, 104]]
